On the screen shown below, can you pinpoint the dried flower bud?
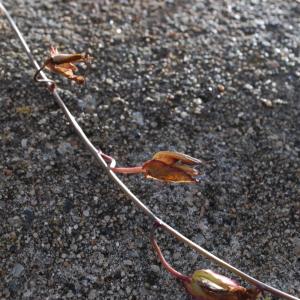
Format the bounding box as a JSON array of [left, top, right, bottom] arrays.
[[142, 151, 203, 183], [34, 46, 91, 85], [185, 269, 259, 300], [106, 150, 208, 183]]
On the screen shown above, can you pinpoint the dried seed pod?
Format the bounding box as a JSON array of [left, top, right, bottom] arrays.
[[34, 46, 91, 86], [142, 151, 203, 183], [186, 269, 260, 300]]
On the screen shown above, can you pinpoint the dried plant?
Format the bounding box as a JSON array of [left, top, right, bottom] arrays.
[[34, 46, 91, 89], [151, 224, 260, 300], [101, 150, 206, 183]]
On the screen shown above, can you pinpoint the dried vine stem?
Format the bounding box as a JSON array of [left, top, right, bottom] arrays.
[[1, 3, 298, 300]]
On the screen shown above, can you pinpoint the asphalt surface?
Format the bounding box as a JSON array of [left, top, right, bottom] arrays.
[[0, 1, 299, 299]]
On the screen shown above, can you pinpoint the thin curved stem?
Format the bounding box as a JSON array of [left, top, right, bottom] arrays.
[[98, 151, 116, 168], [0, 3, 298, 300], [111, 166, 144, 174], [151, 224, 190, 282], [33, 64, 47, 82], [98, 151, 143, 173]]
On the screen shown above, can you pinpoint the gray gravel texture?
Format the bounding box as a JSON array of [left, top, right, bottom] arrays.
[[0, 1, 299, 299]]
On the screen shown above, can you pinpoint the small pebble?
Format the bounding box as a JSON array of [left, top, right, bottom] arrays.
[[150, 264, 161, 273], [83, 209, 90, 217], [260, 98, 273, 107], [11, 263, 24, 278], [217, 84, 225, 93], [123, 260, 133, 266]]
